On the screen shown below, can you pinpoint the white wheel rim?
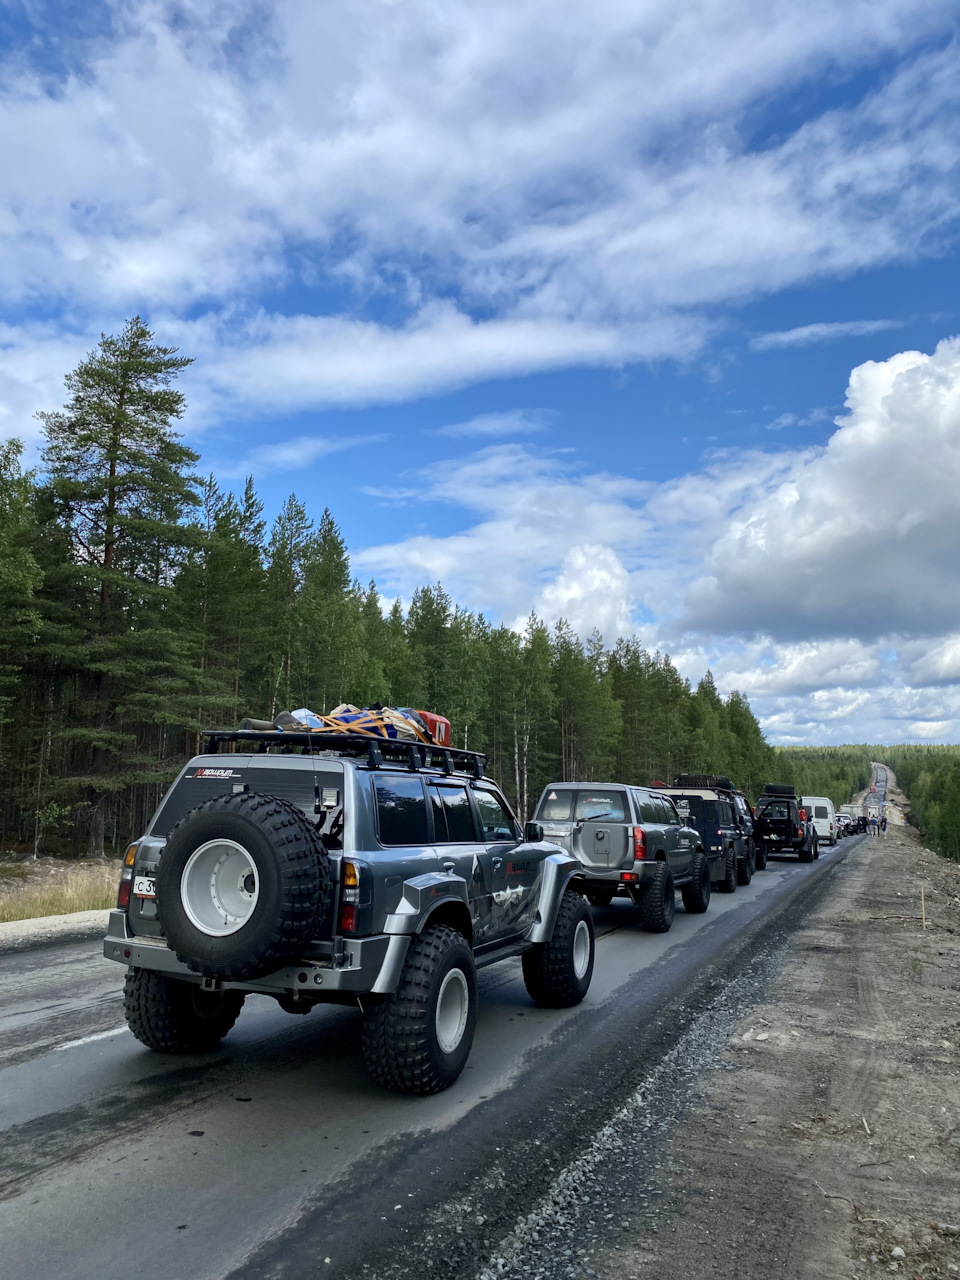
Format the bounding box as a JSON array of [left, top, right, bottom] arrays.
[[435, 968, 469, 1055], [572, 919, 591, 980], [181, 839, 259, 937]]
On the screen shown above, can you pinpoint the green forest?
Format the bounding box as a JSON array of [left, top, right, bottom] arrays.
[[0, 319, 945, 860]]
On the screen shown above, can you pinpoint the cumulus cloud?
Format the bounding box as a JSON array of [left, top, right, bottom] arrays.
[[682, 338, 960, 642], [751, 319, 905, 350]]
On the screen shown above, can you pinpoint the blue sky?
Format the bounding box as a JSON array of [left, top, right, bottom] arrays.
[[2, 0, 960, 745]]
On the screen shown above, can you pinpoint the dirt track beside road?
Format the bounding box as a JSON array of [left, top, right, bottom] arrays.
[[603, 825, 960, 1280]]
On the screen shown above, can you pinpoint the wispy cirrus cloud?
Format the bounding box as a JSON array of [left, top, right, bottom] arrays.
[[432, 409, 555, 439], [217, 433, 386, 479], [751, 319, 906, 350]]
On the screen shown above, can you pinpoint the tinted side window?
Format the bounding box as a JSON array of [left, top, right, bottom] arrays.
[[661, 796, 680, 825], [537, 789, 574, 820], [374, 775, 428, 845], [815, 806, 828, 820], [635, 791, 661, 823], [430, 784, 478, 842], [474, 789, 520, 841], [702, 800, 719, 826]]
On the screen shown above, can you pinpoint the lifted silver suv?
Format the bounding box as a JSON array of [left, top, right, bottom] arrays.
[[531, 782, 711, 932], [105, 728, 595, 1094]]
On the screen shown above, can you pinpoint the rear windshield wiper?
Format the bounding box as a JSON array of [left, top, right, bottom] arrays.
[[582, 811, 615, 822]]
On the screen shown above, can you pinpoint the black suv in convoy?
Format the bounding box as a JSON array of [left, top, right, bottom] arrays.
[[105, 728, 595, 1094], [656, 775, 759, 889], [753, 785, 819, 862]]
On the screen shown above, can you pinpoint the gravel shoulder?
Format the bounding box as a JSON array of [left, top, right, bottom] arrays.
[[589, 822, 960, 1280]]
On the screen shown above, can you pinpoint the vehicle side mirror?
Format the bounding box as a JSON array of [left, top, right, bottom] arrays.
[[524, 821, 544, 843]]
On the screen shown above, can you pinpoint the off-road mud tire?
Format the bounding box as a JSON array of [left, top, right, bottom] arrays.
[[361, 926, 477, 1094], [585, 888, 615, 908], [680, 851, 711, 914], [718, 846, 738, 893], [522, 889, 595, 1007], [737, 842, 754, 886], [639, 862, 676, 933], [123, 969, 245, 1054], [814, 838, 821, 860], [799, 842, 815, 863], [156, 791, 330, 982]]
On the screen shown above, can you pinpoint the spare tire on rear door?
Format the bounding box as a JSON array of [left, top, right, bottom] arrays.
[[155, 792, 331, 982]]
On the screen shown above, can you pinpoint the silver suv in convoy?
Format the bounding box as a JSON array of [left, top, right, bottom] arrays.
[[530, 782, 711, 932], [104, 728, 596, 1095]]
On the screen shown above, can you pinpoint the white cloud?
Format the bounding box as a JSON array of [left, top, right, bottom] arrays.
[[433, 409, 553, 439], [0, 2, 959, 416], [217, 432, 386, 479], [353, 338, 960, 743], [527, 545, 633, 638], [751, 319, 904, 350], [682, 338, 960, 642]]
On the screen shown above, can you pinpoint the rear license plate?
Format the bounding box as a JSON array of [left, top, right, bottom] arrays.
[[133, 876, 156, 899]]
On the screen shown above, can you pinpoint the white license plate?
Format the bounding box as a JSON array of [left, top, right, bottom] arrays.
[[133, 876, 156, 899]]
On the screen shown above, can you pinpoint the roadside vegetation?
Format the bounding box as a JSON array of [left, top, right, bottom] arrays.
[[0, 862, 118, 924], [880, 746, 960, 862]]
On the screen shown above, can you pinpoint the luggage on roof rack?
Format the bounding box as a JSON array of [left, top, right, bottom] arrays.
[[762, 783, 795, 797], [241, 704, 452, 746], [673, 774, 736, 792], [201, 727, 485, 776]]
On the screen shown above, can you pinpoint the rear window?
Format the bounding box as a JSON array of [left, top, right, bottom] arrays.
[[814, 806, 828, 820], [150, 763, 342, 836], [374, 774, 428, 845], [537, 789, 574, 821], [574, 790, 628, 822], [757, 800, 790, 821]]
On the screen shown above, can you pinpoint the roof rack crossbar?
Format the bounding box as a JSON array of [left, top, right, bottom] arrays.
[[199, 728, 486, 776]]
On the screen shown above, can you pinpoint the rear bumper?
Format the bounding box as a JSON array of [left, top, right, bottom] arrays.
[[102, 910, 409, 997]]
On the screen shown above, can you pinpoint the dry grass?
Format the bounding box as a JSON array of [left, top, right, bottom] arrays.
[[0, 863, 119, 923]]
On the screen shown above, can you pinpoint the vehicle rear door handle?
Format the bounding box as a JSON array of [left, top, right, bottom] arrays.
[[442, 860, 456, 873], [491, 857, 502, 869]]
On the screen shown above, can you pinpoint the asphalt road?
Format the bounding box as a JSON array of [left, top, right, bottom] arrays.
[[0, 837, 863, 1280]]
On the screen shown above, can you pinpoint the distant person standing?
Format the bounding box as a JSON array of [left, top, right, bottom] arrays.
[[880, 814, 888, 837], [869, 813, 878, 837]]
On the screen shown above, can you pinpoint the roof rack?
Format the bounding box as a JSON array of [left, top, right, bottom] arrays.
[[673, 773, 736, 792], [200, 728, 486, 778]]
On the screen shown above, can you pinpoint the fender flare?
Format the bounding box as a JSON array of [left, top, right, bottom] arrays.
[[528, 854, 585, 944], [382, 871, 471, 936]]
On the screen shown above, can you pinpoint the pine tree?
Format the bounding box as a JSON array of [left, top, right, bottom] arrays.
[[37, 318, 198, 855]]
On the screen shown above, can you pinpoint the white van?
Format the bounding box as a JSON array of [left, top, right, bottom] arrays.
[[801, 796, 837, 846]]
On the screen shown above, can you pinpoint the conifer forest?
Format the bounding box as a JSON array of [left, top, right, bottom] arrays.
[[0, 320, 938, 858]]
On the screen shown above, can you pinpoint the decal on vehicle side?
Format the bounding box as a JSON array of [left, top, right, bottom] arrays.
[[190, 767, 242, 780]]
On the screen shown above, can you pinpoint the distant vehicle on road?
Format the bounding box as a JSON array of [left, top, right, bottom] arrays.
[[753, 785, 819, 862], [801, 795, 838, 846]]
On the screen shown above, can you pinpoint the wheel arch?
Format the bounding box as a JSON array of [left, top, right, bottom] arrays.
[[417, 899, 473, 945]]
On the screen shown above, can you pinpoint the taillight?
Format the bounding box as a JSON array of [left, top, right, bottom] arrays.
[[633, 827, 647, 860], [797, 826, 803, 838], [117, 879, 131, 909], [339, 859, 368, 935]]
